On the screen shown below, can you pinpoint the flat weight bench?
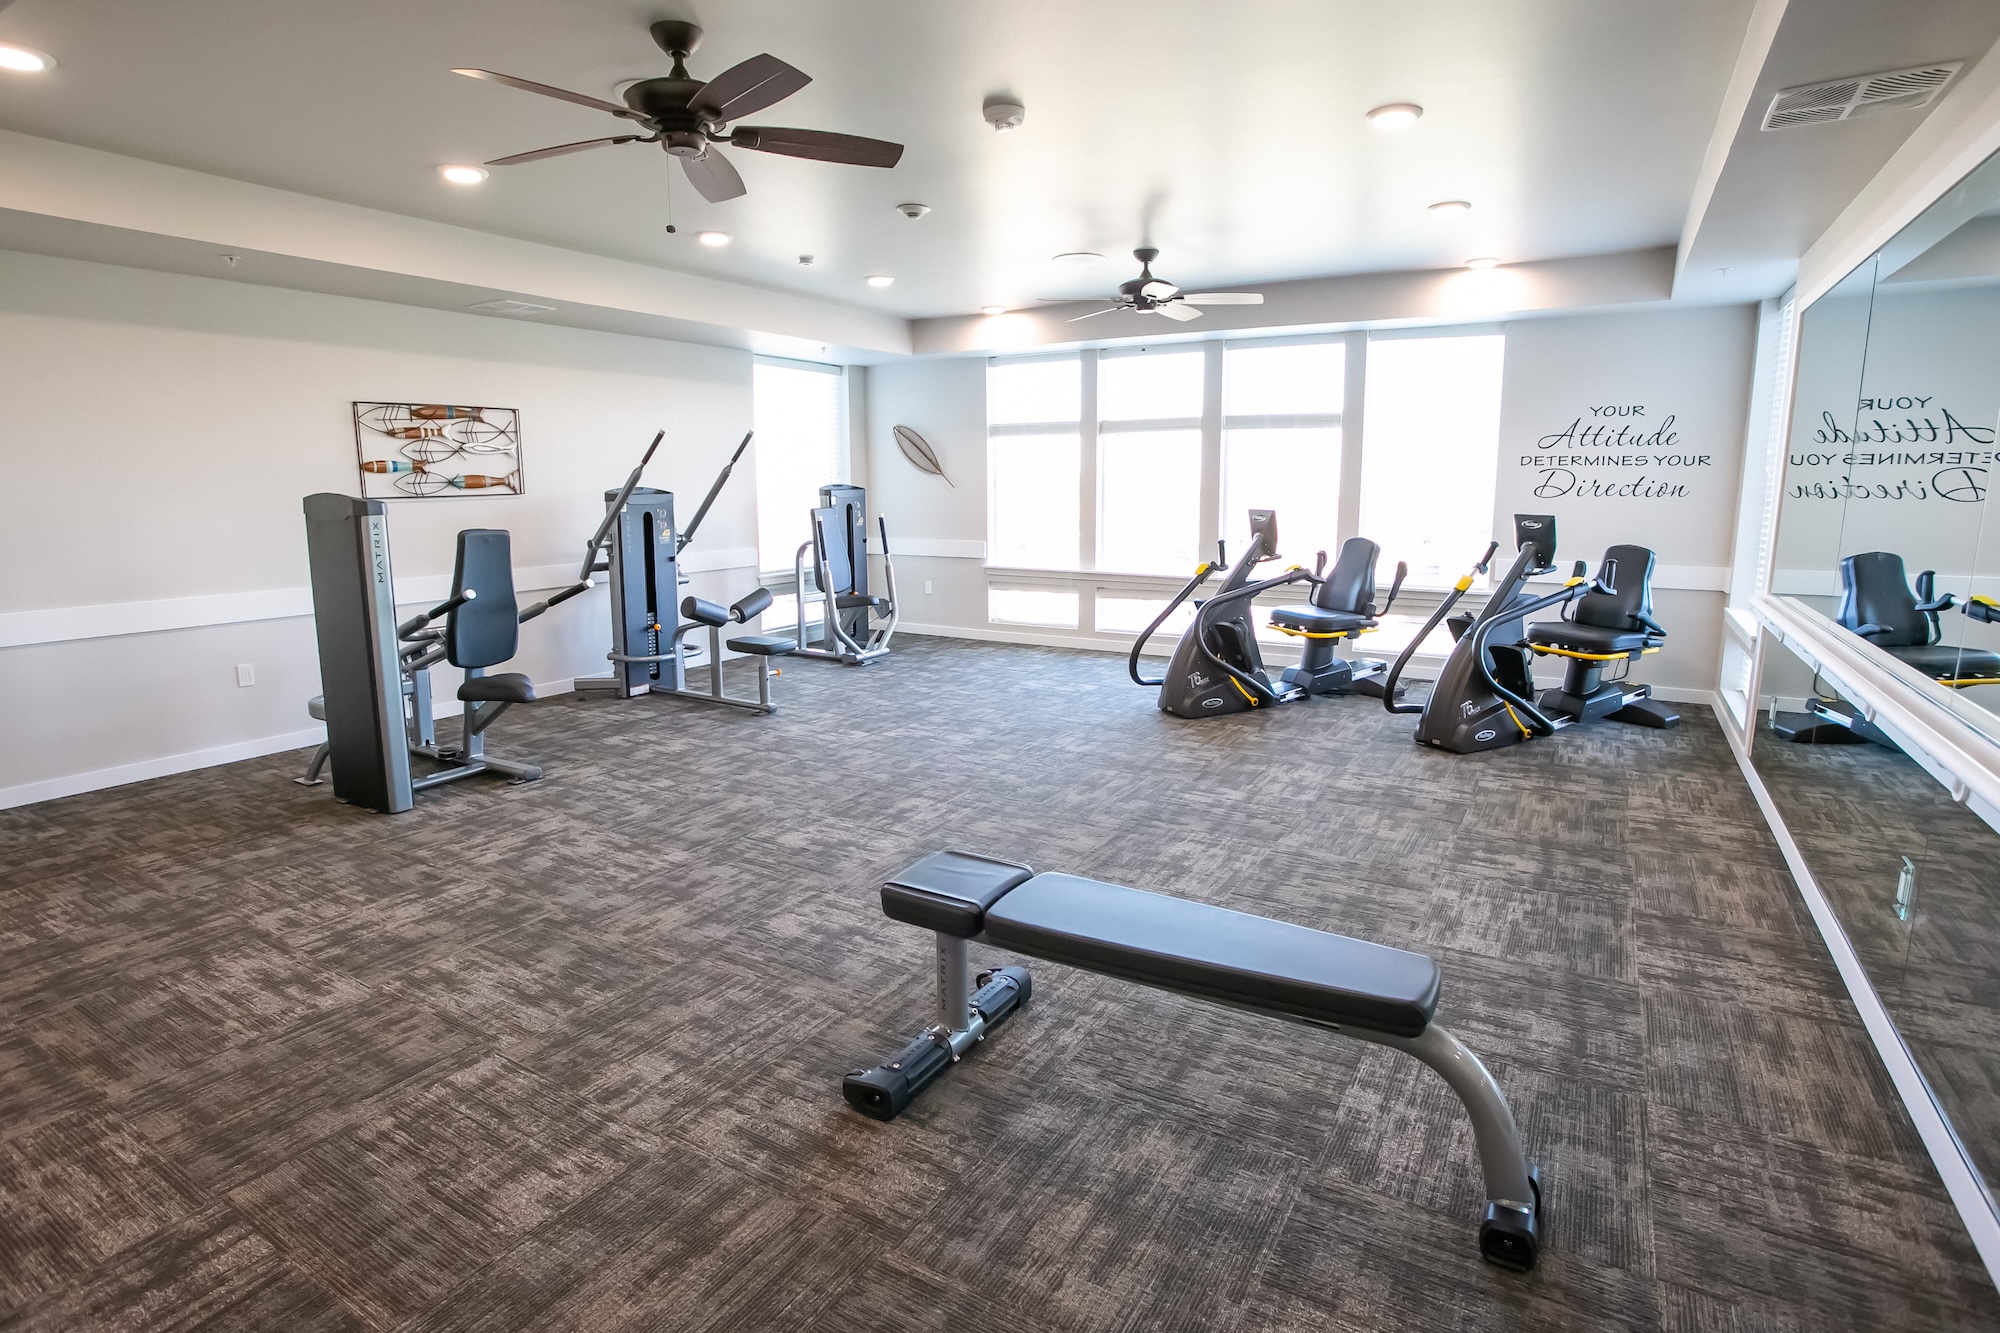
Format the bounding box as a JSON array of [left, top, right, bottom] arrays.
[[843, 850, 1543, 1271]]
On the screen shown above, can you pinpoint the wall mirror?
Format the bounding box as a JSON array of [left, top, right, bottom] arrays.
[[1772, 147, 2000, 745]]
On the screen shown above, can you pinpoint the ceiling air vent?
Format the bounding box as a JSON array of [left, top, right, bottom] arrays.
[[1762, 62, 1962, 130], [467, 299, 556, 315]]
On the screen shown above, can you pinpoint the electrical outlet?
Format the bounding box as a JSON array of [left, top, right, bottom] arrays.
[[924, 580, 934, 595], [236, 662, 256, 687]]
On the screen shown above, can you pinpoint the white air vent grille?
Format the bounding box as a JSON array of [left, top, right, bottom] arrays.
[[1762, 62, 1961, 130], [467, 299, 556, 315]]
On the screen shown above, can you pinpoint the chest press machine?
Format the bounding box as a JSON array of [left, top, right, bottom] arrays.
[[793, 484, 899, 664], [843, 850, 1543, 1272]]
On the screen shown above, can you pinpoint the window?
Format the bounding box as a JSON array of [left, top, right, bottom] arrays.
[[1358, 334, 1506, 586], [1098, 350, 1205, 575], [1222, 341, 1343, 567], [987, 356, 1081, 569], [753, 359, 844, 573], [987, 588, 1080, 628]]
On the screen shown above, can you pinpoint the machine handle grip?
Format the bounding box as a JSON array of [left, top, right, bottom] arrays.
[[1379, 561, 1409, 617], [1474, 541, 1500, 574], [398, 587, 474, 638], [519, 577, 594, 623]]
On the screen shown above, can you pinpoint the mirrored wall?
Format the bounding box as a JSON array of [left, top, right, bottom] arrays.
[[1756, 145, 2000, 1219]]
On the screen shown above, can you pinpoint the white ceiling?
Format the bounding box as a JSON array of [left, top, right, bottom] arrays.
[[0, 0, 1758, 319]]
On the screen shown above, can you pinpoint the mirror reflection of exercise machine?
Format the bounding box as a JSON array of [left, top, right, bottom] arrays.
[[794, 484, 899, 664], [1387, 515, 1677, 753], [299, 495, 589, 813], [1131, 509, 1406, 718], [1776, 551, 2000, 745], [572, 430, 797, 712]]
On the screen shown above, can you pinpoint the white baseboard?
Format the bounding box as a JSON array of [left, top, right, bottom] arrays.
[[0, 724, 328, 810]]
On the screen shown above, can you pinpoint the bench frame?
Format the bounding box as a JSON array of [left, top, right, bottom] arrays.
[[844, 863, 1543, 1272]]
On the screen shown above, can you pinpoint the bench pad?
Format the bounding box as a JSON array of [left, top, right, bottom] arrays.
[[983, 873, 1440, 1036], [881, 850, 1035, 938]]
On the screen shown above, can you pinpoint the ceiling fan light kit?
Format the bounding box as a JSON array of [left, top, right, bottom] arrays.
[[454, 20, 905, 206]]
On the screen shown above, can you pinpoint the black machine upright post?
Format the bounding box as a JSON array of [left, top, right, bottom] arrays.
[[302, 493, 414, 813]]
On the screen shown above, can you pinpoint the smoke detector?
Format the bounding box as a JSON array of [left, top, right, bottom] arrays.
[[896, 202, 931, 219], [1762, 62, 1962, 130], [983, 95, 1026, 132]]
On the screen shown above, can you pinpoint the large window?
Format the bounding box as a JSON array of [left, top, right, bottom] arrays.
[[987, 356, 1081, 569], [1222, 341, 1343, 566], [1358, 334, 1506, 586], [753, 358, 844, 573], [1098, 349, 1204, 575]]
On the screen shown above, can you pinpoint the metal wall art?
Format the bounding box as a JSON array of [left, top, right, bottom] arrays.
[[353, 402, 524, 498]]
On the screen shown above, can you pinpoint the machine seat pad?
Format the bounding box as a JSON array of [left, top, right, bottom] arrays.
[[1889, 644, 2000, 680], [985, 873, 1440, 1037], [457, 672, 537, 705], [834, 593, 890, 611], [727, 634, 797, 657], [881, 850, 1035, 938], [1527, 620, 1653, 655], [1270, 606, 1371, 635]]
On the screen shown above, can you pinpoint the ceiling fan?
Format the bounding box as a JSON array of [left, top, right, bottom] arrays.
[[1061, 249, 1266, 321], [453, 20, 904, 203]]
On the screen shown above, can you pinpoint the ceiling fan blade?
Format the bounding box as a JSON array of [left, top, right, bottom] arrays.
[[452, 68, 642, 120], [487, 136, 642, 166], [690, 53, 811, 123], [681, 147, 748, 203], [731, 127, 904, 168], [1181, 292, 1265, 305], [1065, 306, 1125, 322], [1156, 302, 1203, 321]]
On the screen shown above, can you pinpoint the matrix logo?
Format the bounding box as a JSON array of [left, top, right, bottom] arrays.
[[1202, 697, 1224, 709], [1475, 729, 1498, 742]]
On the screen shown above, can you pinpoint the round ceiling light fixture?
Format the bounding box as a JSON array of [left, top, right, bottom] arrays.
[[1428, 200, 1472, 215], [439, 164, 489, 185], [1052, 251, 1103, 265], [696, 230, 731, 247], [1366, 102, 1423, 131], [866, 274, 896, 288], [0, 42, 55, 73], [1464, 256, 1500, 270], [981, 305, 1006, 316]]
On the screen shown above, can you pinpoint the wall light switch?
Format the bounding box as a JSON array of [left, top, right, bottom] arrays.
[[236, 663, 256, 687], [924, 580, 934, 595]]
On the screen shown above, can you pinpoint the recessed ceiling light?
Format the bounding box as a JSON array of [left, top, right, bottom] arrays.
[[0, 43, 54, 73], [1464, 256, 1500, 270], [696, 231, 731, 247], [1428, 200, 1472, 215], [1366, 103, 1423, 131], [439, 164, 488, 185], [1053, 252, 1103, 265], [981, 305, 1007, 316], [866, 275, 895, 288]]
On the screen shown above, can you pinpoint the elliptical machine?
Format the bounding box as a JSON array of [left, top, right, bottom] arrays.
[[1131, 510, 1406, 718], [1384, 515, 1677, 753]]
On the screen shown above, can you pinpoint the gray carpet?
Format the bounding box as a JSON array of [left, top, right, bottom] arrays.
[[0, 636, 1993, 1332]]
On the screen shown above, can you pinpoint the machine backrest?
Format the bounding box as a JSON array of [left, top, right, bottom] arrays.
[[811, 506, 854, 595], [1313, 537, 1380, 614], [446, 528, 520, 669], [1573, 544, 1659, 632], [1837, 550, 1933, 646]]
